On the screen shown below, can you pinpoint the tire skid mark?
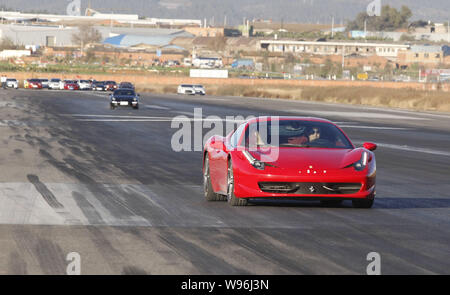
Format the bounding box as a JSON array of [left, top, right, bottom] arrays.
[[223, 228, 311, 274], [26, 174, 82, 224], [27, 174, 63, 209], [38, 149, 151, 225], [11, 226, 66, 275], [158, 229, 250, 274], [72, 191, 105, 225]]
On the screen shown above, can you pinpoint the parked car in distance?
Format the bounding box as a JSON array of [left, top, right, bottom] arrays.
[[177, 84, 196, 95], [25, 79, 43, 89], [6, 78, 19, 89], [104, 81, 118, 91], [49, 78, 64, 90], [110, 89, 140, 110], [39, 79, 49, 89], [193, 85, 206, 95], [78, 80, 92, 90], [118, 82, 134, 90], [64, 80, 79, 90], [92, 81, 107, 91]]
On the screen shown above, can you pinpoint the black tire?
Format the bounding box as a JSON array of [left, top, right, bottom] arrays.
[[203, 155, 226, 201], [133, 105, 139, 110], [110, 104, 115, 110], [352, 198, 374, 209], [227, 160, 248, 206]]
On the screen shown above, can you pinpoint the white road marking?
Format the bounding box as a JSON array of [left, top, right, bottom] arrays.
[[354, 141, 450, 157], [145, 105, 170, 110], [67, 114, 174, 119], [68, 114, 245, 123], [340, 125, 410, 130], [76, 119, 175, 122], [292, 110, 432, 121], [75, 118, 245, 122], [170, 111, 200, 116]]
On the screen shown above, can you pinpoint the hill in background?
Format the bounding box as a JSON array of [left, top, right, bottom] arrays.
[[0, 0, 449, 25]]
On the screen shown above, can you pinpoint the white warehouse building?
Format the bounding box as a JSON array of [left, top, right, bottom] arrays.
[[260, 40, 410, 59], [0, 24, 194, 47]]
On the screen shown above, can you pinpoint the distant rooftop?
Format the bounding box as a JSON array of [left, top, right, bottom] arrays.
[[410, 45, 443, 53], [103, 31, 193, 48]]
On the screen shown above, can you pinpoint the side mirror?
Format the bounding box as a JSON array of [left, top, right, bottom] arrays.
[[363, 142, 377, 151]]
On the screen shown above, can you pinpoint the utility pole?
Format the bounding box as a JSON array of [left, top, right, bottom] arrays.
[[364, 19, 367, 39], [342, 45, 345, 69], [331, 16, 335, 38]]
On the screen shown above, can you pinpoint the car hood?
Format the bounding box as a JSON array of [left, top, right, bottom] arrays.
[[249, 148, 364, 170]]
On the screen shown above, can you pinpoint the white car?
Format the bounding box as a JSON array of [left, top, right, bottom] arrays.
[[6, 78, 18, 89], [177, 84, 196, 95], [39, 79, 49, 88], [78, 80, 92, 90], [49, 78, 64, 90], [193, 85, 206, 95]]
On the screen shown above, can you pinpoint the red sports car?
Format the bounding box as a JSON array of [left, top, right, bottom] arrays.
[[104, 81, 118, 91], [203, 117, 377, 208], [25, 79, 43, 89], [64, 81, 80, 90]]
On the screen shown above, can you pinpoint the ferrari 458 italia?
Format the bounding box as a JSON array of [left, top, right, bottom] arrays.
[[203, 117, 377, 208]]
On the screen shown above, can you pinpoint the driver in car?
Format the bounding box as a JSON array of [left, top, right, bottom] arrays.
[[287, 126, 321, 145], [308, 127, 321, 143]]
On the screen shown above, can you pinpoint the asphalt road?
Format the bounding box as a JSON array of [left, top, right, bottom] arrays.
[[0, 88, 449, 274]]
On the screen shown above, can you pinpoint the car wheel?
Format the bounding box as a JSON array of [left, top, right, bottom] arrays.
[[110, 104, 115, 110], [204, 155, 226, 201], [133, 105, 139, 110], [352, 198, 374, 209], [227, 160, 248, 206]]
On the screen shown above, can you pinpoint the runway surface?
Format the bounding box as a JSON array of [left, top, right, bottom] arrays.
[[0, 89, 449, 274]]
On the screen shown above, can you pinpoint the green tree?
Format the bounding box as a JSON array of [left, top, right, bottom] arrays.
[[72, 24, 102, 47], [347, 5, 412, 31], [0, 37, 20, 50]]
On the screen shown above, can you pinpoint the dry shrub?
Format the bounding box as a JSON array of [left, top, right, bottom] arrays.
[[162, 85, 177, 93], [136, 81, 450, 113]]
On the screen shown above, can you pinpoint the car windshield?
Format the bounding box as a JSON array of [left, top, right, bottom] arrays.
[[114, 90, 135, 96], [242, 120, 353, 149], [51, 79, 60, 82], [7, 79, 16, 81]]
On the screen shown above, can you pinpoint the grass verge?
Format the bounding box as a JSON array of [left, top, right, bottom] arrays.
[[136, 83, 450, 113]]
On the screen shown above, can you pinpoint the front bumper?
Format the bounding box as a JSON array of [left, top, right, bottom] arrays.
[[233, 163, 376, 200], [111, 100, 138, 107]]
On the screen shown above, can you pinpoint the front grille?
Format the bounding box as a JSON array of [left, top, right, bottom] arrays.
[[258, 182, 362, 194]]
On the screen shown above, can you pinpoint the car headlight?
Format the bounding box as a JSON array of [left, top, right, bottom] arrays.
[[242, 150, 265, 170], [353, 151, 369, 171]]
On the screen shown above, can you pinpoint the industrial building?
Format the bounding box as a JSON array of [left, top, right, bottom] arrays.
[[260, 40, 410, 60], [0, 10, 201, 27], [0, 24, 193, 48]]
